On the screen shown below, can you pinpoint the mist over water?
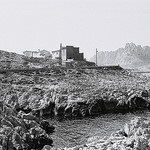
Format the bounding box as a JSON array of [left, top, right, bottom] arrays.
[[49, 110, 150, 148]]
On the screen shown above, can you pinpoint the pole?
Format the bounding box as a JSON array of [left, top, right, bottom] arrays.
[[96, 48, 98, 66], [59, 43, 62, 65]]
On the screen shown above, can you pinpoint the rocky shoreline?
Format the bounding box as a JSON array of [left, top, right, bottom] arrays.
[[59, 117, 150, 150], [0, 104, 55, 150], [0, 67, 150, 149]]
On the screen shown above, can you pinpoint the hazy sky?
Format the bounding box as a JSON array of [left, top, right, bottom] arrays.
[[0, 0, 150, 59]]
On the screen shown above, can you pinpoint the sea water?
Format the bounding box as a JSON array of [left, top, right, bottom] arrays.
[[49, 110, 150, 148]]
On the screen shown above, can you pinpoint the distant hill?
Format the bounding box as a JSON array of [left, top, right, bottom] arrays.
[[91, 43, 150, 71]]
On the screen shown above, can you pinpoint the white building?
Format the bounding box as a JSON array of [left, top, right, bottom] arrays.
[[23, 49, 51, 58]]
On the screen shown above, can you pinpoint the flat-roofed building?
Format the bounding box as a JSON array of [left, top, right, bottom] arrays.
[[52, 45, 84, 66]]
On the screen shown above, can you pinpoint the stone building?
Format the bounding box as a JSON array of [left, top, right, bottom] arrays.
[[52, 44, 84, 66]]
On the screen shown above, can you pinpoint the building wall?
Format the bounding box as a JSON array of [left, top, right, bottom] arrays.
[[52, 45, 84, 66], [65, 46, 82, 61], [32, 52, 42, 58], [52, 51, 60, 59], [23, 50, 46, 58], [24, 51, 33, 57], [61, 48, 67, 65]]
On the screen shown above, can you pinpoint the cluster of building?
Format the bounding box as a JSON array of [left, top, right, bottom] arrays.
[[23, 49, 51, 58], [23, 44, 84, 67]]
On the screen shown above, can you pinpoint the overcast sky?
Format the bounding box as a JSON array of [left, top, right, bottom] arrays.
[[0, 0, 150, 59]]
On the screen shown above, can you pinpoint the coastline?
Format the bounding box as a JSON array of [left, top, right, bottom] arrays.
[[1, 67, 150, 149]]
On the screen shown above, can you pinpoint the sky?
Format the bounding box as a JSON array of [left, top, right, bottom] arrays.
[[0, 0, 150, 60]]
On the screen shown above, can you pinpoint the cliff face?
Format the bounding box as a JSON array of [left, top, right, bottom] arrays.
[[91, 43, 150, 70]]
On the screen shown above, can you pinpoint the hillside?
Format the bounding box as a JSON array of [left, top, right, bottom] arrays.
[[0, 50, 59, 69], [0, 50, 94, 69], [0, 50, 25, 69], [91, 43, 150, 71]]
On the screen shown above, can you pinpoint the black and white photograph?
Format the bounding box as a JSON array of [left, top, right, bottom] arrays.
[[0, 0, 150, 149]]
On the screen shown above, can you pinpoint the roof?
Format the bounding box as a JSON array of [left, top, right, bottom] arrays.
[[52, 47, 66, 53], [52, 50, 60, 53], [23, 50, 39, 54]]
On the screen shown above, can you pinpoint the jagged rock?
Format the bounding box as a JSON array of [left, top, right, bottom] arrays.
[[64, 105, 72, 117], [17, 111, 39, 122], [80, 107, 89, 117], [40, 120, 55, 134], [3, 104, 17, 116], [88, 99, 104, 115], [141, 90, 149, 98], [115, 97, 128, 112], [1, 118, 14, 128], [12, 131, 24, 150], [134, 97, 149, 108], [55, 104, 67, 116], [40, 101, 55, 116], [42, 145, 52, 150], [103, 97, 118, 112], [30, 134, 53, 150], [72, 104, 81, 117], [24, 119, 38, 129]]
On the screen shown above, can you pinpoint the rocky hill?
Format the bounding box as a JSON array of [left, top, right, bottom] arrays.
[[0, 50, 25, 69], [91, 43, 150, 71], [0, 50, 58, 69]]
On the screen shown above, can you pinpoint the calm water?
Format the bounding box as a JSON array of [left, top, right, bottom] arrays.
[[49, 110, 150, 148]]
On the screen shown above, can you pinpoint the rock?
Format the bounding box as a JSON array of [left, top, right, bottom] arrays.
[[1, 118, 14, 128], [80, 107, 89, 117], [5, 115, 26, 129], [41, 101, 55, 116], [3, 104, 17, 117], [55, 104, 66, 116], [88, 99, 104, 115], [115, 98, 129, 112], [12, 131, 24, 150], [134, 97, 148, 108], [103, 97, 118, 112], [64, 117, 150, 150], [128, 95, 149, 110], [64, 105, 72, 117], [42, 145, 52, 150], [40, 120, 55, 134], [141, 90, 149, 98], [72, 104, 81, 117], [18, 111, 39, 122], [24, 119, 38, 129]]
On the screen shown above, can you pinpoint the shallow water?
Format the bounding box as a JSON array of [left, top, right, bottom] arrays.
[[49, 110, 150, 148]]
